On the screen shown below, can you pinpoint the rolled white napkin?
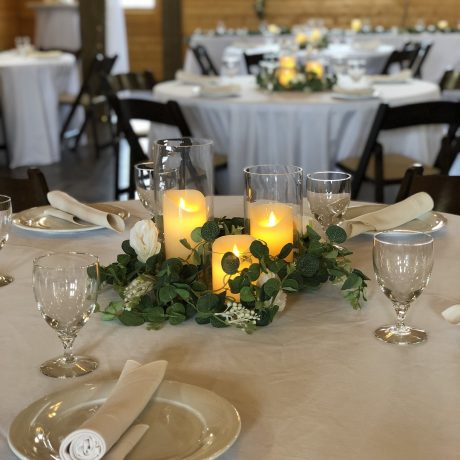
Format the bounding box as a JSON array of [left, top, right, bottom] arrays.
[[442, 305, 460, 325], [47, 191, 125, 232], [59, 360, 168, 460], [340, 192, 434, 238]]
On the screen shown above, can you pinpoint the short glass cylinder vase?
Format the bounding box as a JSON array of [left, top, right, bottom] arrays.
[[152, 138, 214, 260], [244, 165, 303, 261]]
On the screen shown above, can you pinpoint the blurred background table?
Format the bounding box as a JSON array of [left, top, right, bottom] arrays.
[[153, 76, 441, 194], [0, 50, 79, 169]]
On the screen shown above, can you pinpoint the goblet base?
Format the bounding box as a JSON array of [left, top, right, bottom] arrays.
[[0, 273, 13, 286], [374, 325, 427, 345], [40, 355, 98, 379]]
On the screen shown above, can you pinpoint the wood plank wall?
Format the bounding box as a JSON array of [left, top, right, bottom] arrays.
[[0, 0, 458, 81]]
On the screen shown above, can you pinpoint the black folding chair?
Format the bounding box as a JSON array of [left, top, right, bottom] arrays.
[[191, 45, 219, 76]]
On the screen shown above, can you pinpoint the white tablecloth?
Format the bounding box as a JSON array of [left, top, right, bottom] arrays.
[[153, 76, 441, 194], [185, 32, 460, 82], [0, 51, 79, 168], [29, 0, 129, 74], [0, 197, 459, 460]]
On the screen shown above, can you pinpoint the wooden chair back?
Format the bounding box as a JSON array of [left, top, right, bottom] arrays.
[[0, 168, 49, 212]]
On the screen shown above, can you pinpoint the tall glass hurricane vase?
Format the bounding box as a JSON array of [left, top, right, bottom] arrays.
[[33, 252, 100, 378], [0, 195, 13, 286], [152, 138, 214, 260], [244, 165, 303, 261], [373, 231, 434, 345]]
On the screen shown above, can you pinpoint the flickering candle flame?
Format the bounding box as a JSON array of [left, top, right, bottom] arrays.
[[264, 211, 278, 228], [232, 244, 240, 257]]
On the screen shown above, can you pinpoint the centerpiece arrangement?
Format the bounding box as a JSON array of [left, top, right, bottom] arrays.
[[99, 139, 368, 333]]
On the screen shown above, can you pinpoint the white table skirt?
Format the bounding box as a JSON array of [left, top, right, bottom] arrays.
[[0, 197, 459, 460], [184, 32, 460, 83], [153, 77, 441, 194], [0, 51, 79, 169], [29, 0, 129, 74]]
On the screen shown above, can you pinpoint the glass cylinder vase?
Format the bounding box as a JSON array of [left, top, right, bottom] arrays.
[[244, 165, 303, 261], [152, 138, 214, 260]]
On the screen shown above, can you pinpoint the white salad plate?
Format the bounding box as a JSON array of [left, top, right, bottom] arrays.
[[8, 380, 241, 460], [12, 204, 129, 234]]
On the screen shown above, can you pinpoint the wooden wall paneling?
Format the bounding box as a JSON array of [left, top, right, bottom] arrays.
[[0, 0, 20, 50]]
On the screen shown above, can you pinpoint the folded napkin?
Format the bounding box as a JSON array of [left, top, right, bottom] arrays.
[[367, 70, 412, 84], [60, 360, 168, 460], [104, 424, 149, 460], [47, 191, 125, 232], [200, 83, 241, 97], [175, 70, 220, 86], [340, 192, 434, 238], [442, 305, 460, 325], [28, 50, 63, 59]]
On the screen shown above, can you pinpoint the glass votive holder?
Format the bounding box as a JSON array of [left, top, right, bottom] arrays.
[[306, 171, 351, 229], [244, 165, 303, 261], [212, 235, 255, 301], [152, 138, 214, 260]]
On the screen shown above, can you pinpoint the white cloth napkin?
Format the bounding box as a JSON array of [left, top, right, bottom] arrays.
[[367, 69, 412, 84], [175, 70, 220, 86], [340, 192, 434, 238], [334, 74, 373, 95], [200, 83, 241, 97], [103, 424, 149, 460], [442, 305, 460, 325], [59, 360, 168, 460], [47, 191, 125, 232]]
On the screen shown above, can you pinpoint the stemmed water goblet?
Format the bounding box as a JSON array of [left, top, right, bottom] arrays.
[[347, 58, 366, 83], [0, 195, 13, 286], [33, 252, 100, 378], [373, 230, 434, 345], [306, 171, 351, 229], [135, 162, 156, 216]]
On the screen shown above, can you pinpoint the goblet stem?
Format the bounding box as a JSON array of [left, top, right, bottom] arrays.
[[58, 332, 77, 364], [394, 302, 411, 334]]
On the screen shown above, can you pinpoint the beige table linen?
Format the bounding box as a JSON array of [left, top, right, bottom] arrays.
[[59, 360, 167, 460], [2, 197, 459, 460], [47, 191, 125, 232], [340, 192, 434, 237]]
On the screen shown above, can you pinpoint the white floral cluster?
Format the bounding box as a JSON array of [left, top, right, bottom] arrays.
[[130, 219, 161, 263], [216, 301, 261, 327], [123, 275, 154, 311]]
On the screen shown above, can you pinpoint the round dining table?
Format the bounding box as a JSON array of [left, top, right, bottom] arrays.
[[0, 196, 459, 460], [153, 76, 441, 194], [0, 50, 79, 169]]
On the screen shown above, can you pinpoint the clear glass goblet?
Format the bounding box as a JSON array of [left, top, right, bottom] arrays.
[[306, 171, 351, 229], [373, 231, 434, 345], [135, 162, 156, 216], [347, 58, 366, 82], [0, 195, 13, 286], [33, 252, 100, 378]]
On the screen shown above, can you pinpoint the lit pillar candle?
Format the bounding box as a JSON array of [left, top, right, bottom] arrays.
[[248, 202, 294, 261], [212, 235, 255, 300], [163, 189, 207, 259]]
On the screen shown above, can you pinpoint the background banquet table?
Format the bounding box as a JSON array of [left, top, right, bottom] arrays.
[[28, 0, 129, 74], [153, 76, 441, 194], [184, 31, 460, 82], [0, 197, 459, 460], [0, 50, 79, 169]]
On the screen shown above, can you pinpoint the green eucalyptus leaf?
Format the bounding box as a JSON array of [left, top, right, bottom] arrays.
[[201, 221, 220, 242], [326, 225, 347, 244], [191, 227, 203, 243], [210, 316, 229, 328], [159, 285, 177, 304], [263, 278, 281, 297], [117, 254, 131, 266], [118, 310, 145, 326], [228, 275, 243, 293], [250, 240, 269, 259], [247, 263, 261, 281], [341, 272, 362, 291], [191, 280, 207, 292], [180, 239, 192, 250], [221, 251, 240, 275], [306, 226, 321, 241], [145, 306, 166, 322], [166, 303, 186, 325], [278, 243, 293, 260], [176, 288, 190, 300], [197, 292, 219, 311], [240, 286, 256, 303], [282, 278, 299, 292], [121, 240, 137, 256], [297, 253, 320, 277]]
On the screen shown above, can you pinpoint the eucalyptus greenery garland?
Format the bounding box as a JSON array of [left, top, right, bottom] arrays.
[[99, 218, 368, 333]]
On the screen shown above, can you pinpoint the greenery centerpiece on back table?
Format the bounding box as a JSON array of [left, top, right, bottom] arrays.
[[99, 217, 368, 333]]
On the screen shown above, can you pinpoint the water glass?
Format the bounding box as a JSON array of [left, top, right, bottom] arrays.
[[306, 171, 351, 229], [347, 59, 366, 82], [135, 162, 156, 215], [0, 195, 13, 287], [373, 231, 434, 345], [33, 252, 100, 378]]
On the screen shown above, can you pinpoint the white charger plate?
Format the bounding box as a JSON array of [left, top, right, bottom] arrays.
[[8, 380, 241, 460], [12, 204, 129, 234]]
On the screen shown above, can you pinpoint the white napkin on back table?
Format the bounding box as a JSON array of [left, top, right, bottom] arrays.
[[47, 191, 125, 232], [59, 360, 167, 460], [340, 192, 434, 238]]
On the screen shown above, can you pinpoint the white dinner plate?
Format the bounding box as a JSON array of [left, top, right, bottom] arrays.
[[8, 380, 241, 460], [12, 204, 129, 234]]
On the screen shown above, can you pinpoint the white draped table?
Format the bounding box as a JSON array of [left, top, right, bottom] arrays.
[[0, 50, 79, 169], [0, 197, 459, 460], [28, 0, 130, 74], [153, 76, 441, 194]]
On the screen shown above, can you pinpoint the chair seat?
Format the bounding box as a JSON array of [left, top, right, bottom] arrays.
[[337, 153, 440, 182], [214, 152, 228, 169]]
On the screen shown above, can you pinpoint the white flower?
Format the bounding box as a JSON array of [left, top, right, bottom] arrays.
[[129, 219, 161, 263], [258, 272, 287, 312]]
